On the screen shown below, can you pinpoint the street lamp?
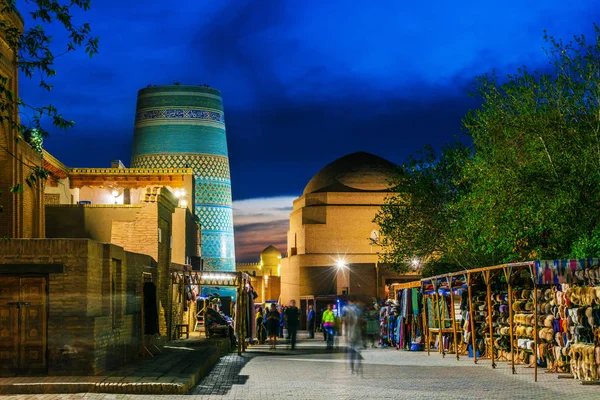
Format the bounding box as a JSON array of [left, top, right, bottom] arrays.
[[335, 258, 348, 295]]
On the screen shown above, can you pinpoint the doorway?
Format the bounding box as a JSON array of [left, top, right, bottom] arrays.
[[299, 296, 314, 330], [0, 276, 48, 373]]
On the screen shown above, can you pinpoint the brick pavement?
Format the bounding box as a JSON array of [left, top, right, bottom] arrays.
[[2, 333, 599, 399]]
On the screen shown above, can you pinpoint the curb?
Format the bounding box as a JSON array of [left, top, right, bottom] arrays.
[[0, 346, 222, 395]]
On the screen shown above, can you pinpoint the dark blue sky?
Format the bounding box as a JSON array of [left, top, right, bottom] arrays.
[[18, 0, 600, 202]]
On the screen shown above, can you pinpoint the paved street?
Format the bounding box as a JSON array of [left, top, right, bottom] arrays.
[[3, 333, 599, 399]]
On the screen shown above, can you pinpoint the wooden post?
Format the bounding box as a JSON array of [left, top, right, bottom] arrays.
[[448, 277, 459, 361], [505, 267, 516, 374], [424, 294, 431, 356], [529, 264, 538, 383], [485, 271, 496, 368], [237, 285, 242, 356], [242, 279, 247, 353], [435, 285, 444, 356], [467, 273, 478, 364]]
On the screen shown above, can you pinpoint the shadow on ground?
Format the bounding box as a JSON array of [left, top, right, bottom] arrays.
[[188, 344, 360, 396]]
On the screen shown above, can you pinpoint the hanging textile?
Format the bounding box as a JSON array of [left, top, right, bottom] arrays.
[[401, 289, 409, 318], [412, 288, 420, 315]]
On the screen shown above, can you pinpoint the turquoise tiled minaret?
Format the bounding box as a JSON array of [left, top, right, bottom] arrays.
[[131, 85, 235, 273]]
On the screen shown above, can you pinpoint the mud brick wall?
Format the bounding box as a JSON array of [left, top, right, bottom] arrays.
[[0, 239, 156, 375]]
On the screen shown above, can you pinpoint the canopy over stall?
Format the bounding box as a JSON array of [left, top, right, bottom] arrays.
[[171, 270, 251, 355]]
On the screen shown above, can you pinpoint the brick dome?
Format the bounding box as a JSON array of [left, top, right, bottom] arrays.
[[303, 152, 397, 195]]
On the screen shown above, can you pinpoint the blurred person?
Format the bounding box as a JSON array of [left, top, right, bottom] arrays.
[[365, 304, 379, 348], [343, 299, 363, 374]]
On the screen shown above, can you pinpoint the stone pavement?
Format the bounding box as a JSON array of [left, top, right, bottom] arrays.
[[2, 333, 600, 399], [0, 338, 223, 395]]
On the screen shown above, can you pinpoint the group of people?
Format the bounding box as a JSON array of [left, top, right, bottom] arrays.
[[256, 300, 300, 350], [252, 299, 387, 374]]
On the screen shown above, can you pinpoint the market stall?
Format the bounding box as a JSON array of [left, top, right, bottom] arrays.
[[390, 281, 423, 351], [381, 258, 600, 385], [422, 277, 454, 357], [171, 270, 251, 355]]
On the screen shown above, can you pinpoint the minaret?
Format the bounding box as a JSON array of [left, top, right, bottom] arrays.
[[131, 85, 235, 273]]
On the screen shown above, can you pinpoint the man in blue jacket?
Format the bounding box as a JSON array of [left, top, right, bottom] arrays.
[[307, 305, 315, 338]]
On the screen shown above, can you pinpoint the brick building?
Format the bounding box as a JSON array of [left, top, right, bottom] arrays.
[[280, 152, 420, 317], [0, 6, 200, 374], [0, 9, 44, 239], [0, 154, 201, 374], [236, 245, 282, 304]]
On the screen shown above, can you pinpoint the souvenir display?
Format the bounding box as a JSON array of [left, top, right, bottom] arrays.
[[414, 259, 600, 385]]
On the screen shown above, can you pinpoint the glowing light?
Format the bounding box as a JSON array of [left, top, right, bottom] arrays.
[[174, 189, 184, 198], [180, 199, 188, 208], [411, 258, 420, 269], [111, 189, 119, 198], [335, 259, 347, 269], [201, 272, 237, 282]]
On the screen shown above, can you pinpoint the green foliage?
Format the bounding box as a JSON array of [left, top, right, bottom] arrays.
[[373, 143, 472, 273], [376, 25, 600, 273]]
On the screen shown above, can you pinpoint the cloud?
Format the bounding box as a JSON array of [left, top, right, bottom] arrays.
[[232, 196, 294, 262], [18, 0, 600, 203], [233, 196, 295, 226]]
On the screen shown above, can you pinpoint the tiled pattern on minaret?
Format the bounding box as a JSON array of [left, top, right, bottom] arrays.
[[131, 86, 235, 272]]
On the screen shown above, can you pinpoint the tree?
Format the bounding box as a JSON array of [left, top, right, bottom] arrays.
[[462, 25, 600, 262], [376, 25, 600, 274], [373, 143, 473, 276], [0, 0, 98, 207]]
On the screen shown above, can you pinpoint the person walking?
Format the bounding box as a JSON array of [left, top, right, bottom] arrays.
[[307, 305, 315, 339], [284, 300, 300, 350], [266, 304, 280, 350], [343, 300, 363, 374], [322, 303, 336, 350]]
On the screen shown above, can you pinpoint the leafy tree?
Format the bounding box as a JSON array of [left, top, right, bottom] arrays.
[[0, 0, 98, 207], [373, 143, 472, 276], [376, 25, 600, 273], [462, 25, 600, 262]]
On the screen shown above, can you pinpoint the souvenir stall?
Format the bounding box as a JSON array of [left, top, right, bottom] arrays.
[[535, 259, 600, 383], [465, 262, 539, 379], [465, 271, 490, 364], [447, 273, 469, 360], [393, 259, 600, 386], [390, 281, 423, 351], [422, 277, 454, 356], [171, 270, 251, 355], [422, 273, 468, 359]]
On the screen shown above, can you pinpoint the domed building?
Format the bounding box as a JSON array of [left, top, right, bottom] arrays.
[[236, 245, 282, 304], [280, 152, 418, 316]]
